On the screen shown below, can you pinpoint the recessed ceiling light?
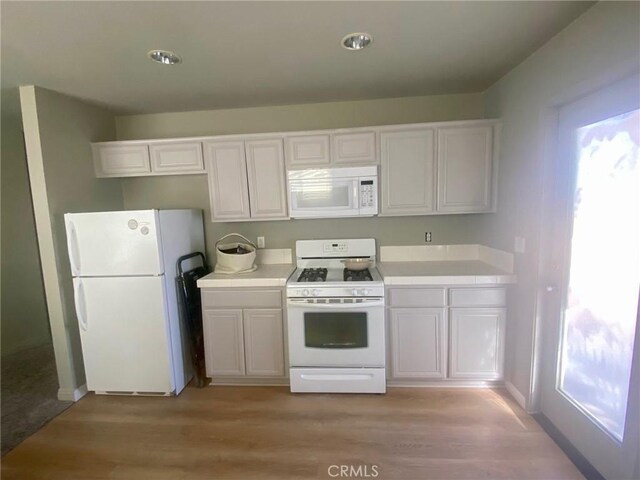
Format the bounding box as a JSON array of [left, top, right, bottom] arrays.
[[341, 33, 373, 51], [147, 50, 182, 65]]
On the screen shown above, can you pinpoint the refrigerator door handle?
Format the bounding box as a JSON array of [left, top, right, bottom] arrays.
[[67, 221, 81, 276], [74, 280, 88, 331]]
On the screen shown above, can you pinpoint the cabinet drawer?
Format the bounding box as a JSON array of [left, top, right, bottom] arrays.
[[449, 288, 506, 307], [202, 289, 282, 309], [388, 288, 446, 307]]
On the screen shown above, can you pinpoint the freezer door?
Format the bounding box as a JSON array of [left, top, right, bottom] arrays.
[[65, 210, 163, 276], [73, 276, 174, 393]]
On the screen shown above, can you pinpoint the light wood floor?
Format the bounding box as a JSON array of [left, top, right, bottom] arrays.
[[1, 386, 583, 480]]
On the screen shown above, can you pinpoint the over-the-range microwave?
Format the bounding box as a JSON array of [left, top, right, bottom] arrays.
[[287, 166, 378, 219]]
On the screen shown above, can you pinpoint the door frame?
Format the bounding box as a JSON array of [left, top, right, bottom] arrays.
[[536, 74, 640, 480], [527, 70, 640, 413]]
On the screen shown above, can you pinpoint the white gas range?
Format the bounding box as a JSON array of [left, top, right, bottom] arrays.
[[286, 239, 386, 394]]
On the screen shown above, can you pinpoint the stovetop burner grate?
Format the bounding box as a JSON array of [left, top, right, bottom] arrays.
[[344, 268, 373, 282], [297, 268, 328, 282]]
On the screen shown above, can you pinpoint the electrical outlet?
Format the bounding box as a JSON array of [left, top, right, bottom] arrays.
[[514, 236, 526, 253], [425, 232, 432, 243], [257, 236, 265, 249]]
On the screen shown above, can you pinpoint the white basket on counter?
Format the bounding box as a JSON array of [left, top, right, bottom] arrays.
[[214, 233, 257, 274]]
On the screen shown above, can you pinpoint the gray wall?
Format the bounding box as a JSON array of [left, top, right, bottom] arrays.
[[481, 1, 640, 407], [117, 92, 489, 260], [29, 87, 123, 389], [1, 87, 51, 356]]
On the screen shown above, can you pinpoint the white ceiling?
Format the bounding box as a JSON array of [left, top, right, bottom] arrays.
[[1, 1, 594, 115]]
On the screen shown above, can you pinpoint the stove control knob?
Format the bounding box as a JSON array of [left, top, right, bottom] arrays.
[[311, 289, 320, 296], [301, 289, 310, 297], [360, 289, 369, 296], [352, 289, 359, 296]]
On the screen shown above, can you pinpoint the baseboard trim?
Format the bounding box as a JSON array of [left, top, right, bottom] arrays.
[[58, 384, 88, 402], [504, 380, 527, 410], [534, 413, 606, 480], [387, 380, 503, 388]]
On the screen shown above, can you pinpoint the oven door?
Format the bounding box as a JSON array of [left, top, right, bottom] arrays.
[[287, 298, 385, 367], [288, 178, 360, 218]]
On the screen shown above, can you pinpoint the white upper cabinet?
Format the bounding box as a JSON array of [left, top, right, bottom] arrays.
[[205, 139, 288, 222], [436, 125, 494, 213], [285, 134, 331, 169], [204, 140, 251, 221], [285, 131, 377, 168], [380, 129, 436, 216], [149, 141, 204, 174], [92, 119, 499, 218], [93, 144, 151, 177], [93, 141, 205, 177], [332, 131, 377, 165], [245, 139, 288, 220]]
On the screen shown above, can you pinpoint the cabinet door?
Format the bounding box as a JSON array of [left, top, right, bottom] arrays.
[[449, 308, 505, 380], [437, 125, 493, 213], [389, 308, 446, 379], [243, 309, 285, 377], [245, 139, 288, 219], [204, 141, 251, 221], [203, 309, 245, 376], [380, 129, 435, 215], [92, 144, 150, 177], [285, 134, 331, 168], [332, 131, 377, 165], [149, 141, 204, 174]]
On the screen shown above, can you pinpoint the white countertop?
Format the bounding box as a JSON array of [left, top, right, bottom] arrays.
[[378, 260, 516, 285], [197, 264, 296, 288]]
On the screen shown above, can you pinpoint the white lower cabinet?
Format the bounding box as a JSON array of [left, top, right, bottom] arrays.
[[449, 308, 505, 380], [202, 290, 286, 381], [389, 308, 446, 379], [243, 309, 285, 376], [203, 309, 246, 376], [387, 286, 506, 383]]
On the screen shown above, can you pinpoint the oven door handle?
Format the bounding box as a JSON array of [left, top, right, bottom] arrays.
[[287, 300, 385, 309]]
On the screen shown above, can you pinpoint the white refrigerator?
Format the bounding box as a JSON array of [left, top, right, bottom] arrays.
[[64, 209, 205, 396]]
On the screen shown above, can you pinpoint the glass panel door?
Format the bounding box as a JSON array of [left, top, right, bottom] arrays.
[[540, 75, 640, 480], [558, 109, 639, 442]]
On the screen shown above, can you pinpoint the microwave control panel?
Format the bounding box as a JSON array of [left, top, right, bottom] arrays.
[[359, 177, 378, 214]]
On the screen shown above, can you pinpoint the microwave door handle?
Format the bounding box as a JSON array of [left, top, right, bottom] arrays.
[[353, 179, 360, 209]]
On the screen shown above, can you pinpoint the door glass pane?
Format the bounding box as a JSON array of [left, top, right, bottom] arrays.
[[304, 312, 368, 349], [293, 182, 352, 209], [559, 109, 640, 441]]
